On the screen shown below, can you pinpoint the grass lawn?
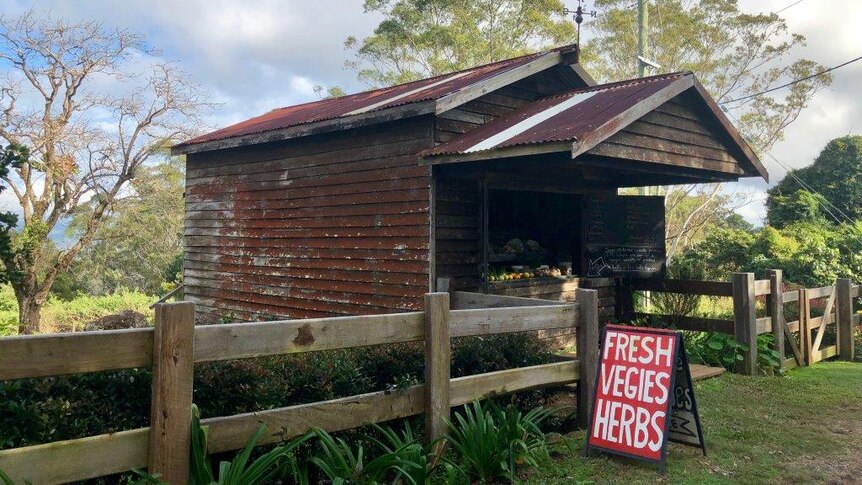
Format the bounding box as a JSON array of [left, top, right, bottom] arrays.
[[529, 361, 862, 485]]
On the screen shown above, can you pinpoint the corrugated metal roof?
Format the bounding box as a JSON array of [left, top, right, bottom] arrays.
[[423, 72, 689, 157], [178, 45, 576, 148]]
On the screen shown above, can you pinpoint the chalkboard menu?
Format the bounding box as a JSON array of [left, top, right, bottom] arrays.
[[584, 195, 666, 277]]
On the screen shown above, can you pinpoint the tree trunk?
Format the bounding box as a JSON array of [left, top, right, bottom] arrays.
[[14, 281, 43, 335]]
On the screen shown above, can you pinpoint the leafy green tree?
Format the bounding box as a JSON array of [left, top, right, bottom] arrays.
[[767, 136, 862, 226], [0, 12, 209, 333], [583, 0, 830, 152], [674, 226, 755, 281], [345, 0, 577, 86], [313, 85, 347, 99], [766, 189, 826, 228], [63, 161, 185, 296], [676, 222, 862, 287], [722, 213, 754, 232]]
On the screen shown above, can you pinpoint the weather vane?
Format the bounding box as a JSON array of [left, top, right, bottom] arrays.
[[563, 0, 597, 44]]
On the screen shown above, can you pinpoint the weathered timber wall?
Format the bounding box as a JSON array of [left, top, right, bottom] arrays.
[[434, 176, 483, 291], [184, 117, 434, 321]]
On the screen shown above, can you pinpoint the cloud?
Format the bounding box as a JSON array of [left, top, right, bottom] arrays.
[[4, 0, 860, 226], [7, 0, 384, 121], [717, 0, 862, 223]]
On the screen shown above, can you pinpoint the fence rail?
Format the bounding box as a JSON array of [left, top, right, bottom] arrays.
[[0, 289, 600, 485], [620, 271, 858, 374]]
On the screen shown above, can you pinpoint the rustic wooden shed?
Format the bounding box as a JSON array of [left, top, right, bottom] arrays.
[[172, 44, 767, 323]]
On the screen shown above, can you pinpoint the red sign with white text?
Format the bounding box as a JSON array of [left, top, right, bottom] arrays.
[[587, 325, 678, 462]]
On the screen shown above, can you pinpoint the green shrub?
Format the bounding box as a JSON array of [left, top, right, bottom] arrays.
[[0, 368, 152, 449], [683, 331, 783, 374], [0, 285, 156, 336], [0, 333, 557, 453]]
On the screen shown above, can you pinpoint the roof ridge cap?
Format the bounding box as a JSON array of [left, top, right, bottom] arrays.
[[269, 43, 579, 112], [538, 71, 692, 102]]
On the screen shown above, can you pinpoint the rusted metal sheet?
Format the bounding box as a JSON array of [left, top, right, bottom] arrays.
[[424, 72, 687, 157], [176, 49, 563, 149]]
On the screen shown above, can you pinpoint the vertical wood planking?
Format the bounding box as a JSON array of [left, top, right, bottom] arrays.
[[732, 273, 758, 376], [576, 289, 599, 428], [836, 278, 854, 361], [768, 270, 784, 370], [424, 292, 451, 445], [148, 302, 195, 485]]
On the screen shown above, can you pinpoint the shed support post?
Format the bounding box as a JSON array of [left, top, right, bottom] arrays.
[[837, 278, 855, 362], [436, 277, 453, 294], [732, 273, 758, 376], [615, 278, 635, 322], [424, 292, 451, 448], [149, 302, 195, 485], [576, 288, 599, 429], [768, 270, 784, 370]]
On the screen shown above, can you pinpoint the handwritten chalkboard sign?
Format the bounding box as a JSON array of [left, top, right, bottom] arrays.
[[584, 195, 666, 277]]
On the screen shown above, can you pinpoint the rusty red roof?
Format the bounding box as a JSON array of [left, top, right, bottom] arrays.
[[177, 45, 578, 149], [423, 72, 690, 157]]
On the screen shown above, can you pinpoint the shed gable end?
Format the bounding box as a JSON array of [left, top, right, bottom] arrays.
[[587, 93, 752, 178]]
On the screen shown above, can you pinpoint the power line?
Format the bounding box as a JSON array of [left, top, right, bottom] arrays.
[[723, 54, 862, 105], [775, 0, 805, 14], [722, 110, 853, 225], [762, 151, 853, 224]]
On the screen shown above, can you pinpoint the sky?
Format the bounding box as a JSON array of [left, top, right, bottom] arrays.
[[2, 0, 861, 226]]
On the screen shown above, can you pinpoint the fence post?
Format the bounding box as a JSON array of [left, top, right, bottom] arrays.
[[768, 270, 784, 370], [576, 288, 599, 429], [149, 302, 195, 485], [732, 273, 758, 376], [837, 278, 855, 361], [799, 288, 811, 366], [424, 292, 451, 447]]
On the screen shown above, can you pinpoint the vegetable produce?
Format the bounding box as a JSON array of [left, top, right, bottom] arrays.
[[488, 266, 563, 282]]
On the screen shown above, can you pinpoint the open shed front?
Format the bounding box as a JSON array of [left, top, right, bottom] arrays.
[[426, 73, 766, 319]]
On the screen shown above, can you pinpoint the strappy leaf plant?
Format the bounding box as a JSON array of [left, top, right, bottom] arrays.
[[134, 404, 309, 485], [443, 400, 557, 484]]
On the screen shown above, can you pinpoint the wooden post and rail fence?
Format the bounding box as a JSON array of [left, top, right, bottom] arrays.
[[0, 289, 600, 485], [619, 271, 859, 375]]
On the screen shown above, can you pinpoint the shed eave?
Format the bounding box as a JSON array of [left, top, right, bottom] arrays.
[[419, 141, 575, 165]]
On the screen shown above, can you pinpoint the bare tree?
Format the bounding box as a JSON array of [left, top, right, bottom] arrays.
[[663, 184, 752, 261], [0, 11, 210, 333]]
